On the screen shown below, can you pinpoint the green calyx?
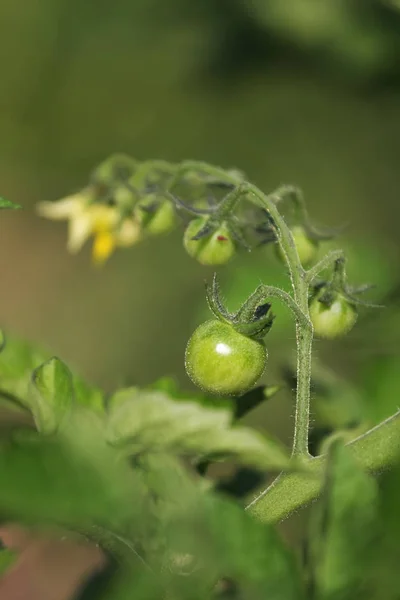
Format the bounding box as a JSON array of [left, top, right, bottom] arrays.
[[205, 274, 275, 340], [311, 257, 381, 310]]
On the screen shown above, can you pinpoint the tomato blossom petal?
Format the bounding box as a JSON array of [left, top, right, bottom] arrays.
[[36, 195, 84, 221], [67, 212, 94, 253]]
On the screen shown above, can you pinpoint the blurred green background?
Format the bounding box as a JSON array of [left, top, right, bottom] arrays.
[[0, 0, 399, 449]]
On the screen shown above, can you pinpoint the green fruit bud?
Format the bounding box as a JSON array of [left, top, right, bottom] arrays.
[[183, 217, 236, 266], [136, 196, 177, 236]]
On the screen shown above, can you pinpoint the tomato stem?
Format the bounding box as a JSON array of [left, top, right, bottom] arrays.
[[235, 285, 310, 331], [306, 249, 345, 283]]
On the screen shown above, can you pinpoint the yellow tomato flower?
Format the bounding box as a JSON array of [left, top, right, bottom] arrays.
[[92, 231, 116, 266], [37, 189, 141, 264]]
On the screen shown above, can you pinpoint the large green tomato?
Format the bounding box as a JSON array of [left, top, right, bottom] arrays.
[[276, 225, 319, 266], [309, 291, 357, 339], [183, 218, 236, 266], [185, 320, 267, 396]]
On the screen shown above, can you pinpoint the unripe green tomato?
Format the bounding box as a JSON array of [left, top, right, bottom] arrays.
[[185, 320, 267, 396], [136, 197, 177, 235], [276, 225, 319, 266], [309, 291, 357, 339], [183, 218, 236, 266]]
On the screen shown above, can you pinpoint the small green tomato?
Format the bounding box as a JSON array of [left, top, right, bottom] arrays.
[[183, 218, 236, 266], [276, 225, 319, 266], [136, 196, 177, 235], [185, 320, 266, 396], [309, 291, 357, 339]]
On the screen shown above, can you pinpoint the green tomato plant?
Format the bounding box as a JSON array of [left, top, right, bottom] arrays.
[[0, 156, 400, 599]]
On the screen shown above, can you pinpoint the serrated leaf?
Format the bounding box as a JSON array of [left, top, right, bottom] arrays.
[[309, 442, 379, 600], [107, 389, 290, 471], [28, 357, 74, 434], [0, 198, 21, 210]]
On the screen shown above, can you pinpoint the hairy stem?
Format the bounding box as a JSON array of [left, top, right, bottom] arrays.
[[306, 249, 345, 283], [292, 317, 313, 456], [246, 410, 400, 522], [236, 285, 311, 331], [243, 183, 313, 458], [167, 161, 240, 192]]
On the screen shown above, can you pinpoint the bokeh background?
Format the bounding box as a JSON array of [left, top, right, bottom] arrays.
[[0, 0, 399, 452]]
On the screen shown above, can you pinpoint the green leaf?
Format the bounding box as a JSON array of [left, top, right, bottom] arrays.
[[28, 357, 74, 434], [0, 409, 144, 536], [82, 567, 162, 600], [167, 492, 303, 600], [0, 337, 48, 401], [107, 389, 290, 471], [0, 198, 21, 210], [0, 337, 105, 422], [309, 442, 379, 600]]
